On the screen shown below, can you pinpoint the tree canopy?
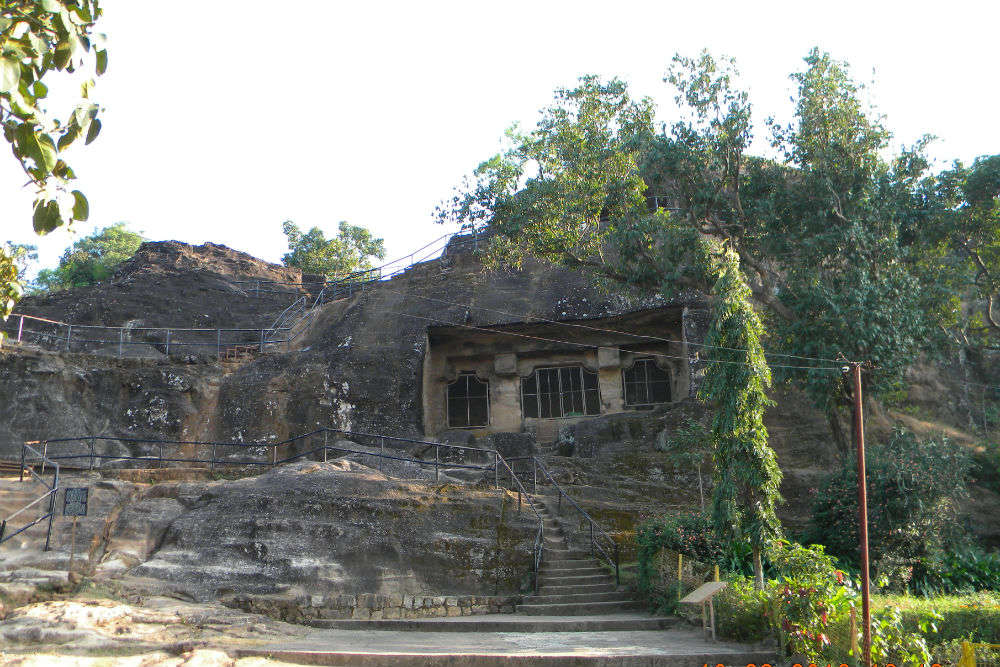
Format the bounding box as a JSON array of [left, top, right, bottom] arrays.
[[34, 222, 143, 291], [439, 48, 990, 453], [280, 220, 385, 279]]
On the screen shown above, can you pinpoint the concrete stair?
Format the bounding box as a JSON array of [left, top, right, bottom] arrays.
[[516, 497, 638, 617]]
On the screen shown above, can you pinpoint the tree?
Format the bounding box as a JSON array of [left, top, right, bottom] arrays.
[[700, 248, 782, 589], [1, 0, 106, 234], [34, 222, 143, 291], [1, 1, 107, 328], [280, 220, 385, 278]]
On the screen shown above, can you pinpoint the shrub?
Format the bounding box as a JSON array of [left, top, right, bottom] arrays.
[[805, 428, 970, 590], [714, 575, 771, 642], [910, 546, 1000, 596]]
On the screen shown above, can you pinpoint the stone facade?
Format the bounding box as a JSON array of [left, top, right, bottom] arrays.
[[422, 306, 698, 440], [221, 591, 520, 623]]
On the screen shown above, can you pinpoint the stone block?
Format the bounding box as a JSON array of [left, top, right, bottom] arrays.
[[446, 605, 462, 617], [493, 353, 517, 375], [597, 346, 620, 368]]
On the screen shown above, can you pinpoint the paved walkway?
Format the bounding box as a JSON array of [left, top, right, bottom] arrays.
[[236, 623, 777, 666]]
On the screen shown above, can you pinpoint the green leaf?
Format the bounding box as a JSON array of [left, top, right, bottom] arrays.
[[32, 199, 63, 234], [95, 49, 107, 75], [40, 0, 63, 12], [85, 117, 101, 145], [32, 80, 48, 98], [71, 190, 89, 221], [36, 134, 58, 172], [53, 40, 72, 70], [0, 56, 20, 94], [57, 123, 80, 151]]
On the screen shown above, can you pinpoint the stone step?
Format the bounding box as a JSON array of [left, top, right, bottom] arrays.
[[539, 569, 606, 580], [523, 591, 631, 605], [297, 613, 679, 634], [542, 549, 588, 559], [539, 562, 603, 573], [537, 573, 612, 587], [543, 558, 593, 568], [517, 600, 642, 616], [537, 582, 617, 595]]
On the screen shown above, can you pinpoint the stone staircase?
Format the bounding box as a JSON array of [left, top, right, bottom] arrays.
[[517, 498, 638, 616]]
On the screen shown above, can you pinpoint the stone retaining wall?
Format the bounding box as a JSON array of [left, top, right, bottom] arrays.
[[222, 592, 522, 623]]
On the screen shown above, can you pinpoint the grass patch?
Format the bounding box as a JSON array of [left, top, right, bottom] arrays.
[[875, 592, 1000, 643]]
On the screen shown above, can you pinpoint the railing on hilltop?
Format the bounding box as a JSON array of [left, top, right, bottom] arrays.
[[507, 455, 620, 585], [2, 230, 482, 358], [0, 443, 60, 550], [0, 313, 298, 358], [10, 425, 544, 590]]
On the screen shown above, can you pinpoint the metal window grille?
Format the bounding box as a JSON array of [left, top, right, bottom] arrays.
[[622, 358, 671, 407], [446, 373, 490, 428], [521, 366, 600, 419]]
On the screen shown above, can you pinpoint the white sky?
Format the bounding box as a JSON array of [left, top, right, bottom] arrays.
[[2, 0, 999, 276]]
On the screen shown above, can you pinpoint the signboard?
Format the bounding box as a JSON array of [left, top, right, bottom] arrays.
[[63, 487, 88, 517]]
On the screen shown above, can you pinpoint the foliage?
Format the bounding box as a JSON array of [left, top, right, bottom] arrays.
[[805, 428, 970, 590], [875, 592, 1000, 644], [909, 546, 1000, 597], [0, 245, 22, 341], [714, 575, 771, 642], [1, 0, 106, 234], [280, 220, 385, 279], [34, 222, 143, 291], [701, 248, 782, 588], [765, 541, 859, 661], [656, 417, 713, 509], [435, 75, 715, 294], [4, 242, 36, 275]]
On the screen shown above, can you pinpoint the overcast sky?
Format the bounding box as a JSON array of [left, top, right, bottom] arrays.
[[2, 0, 999, 276]]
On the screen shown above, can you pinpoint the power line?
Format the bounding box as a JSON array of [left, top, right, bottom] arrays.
[[386, 308, 842, 372]]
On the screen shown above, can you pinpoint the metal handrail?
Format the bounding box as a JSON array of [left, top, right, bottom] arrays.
[[528, 455, 620, 585], [493, 452, 545, 593], [1, 443, 60, 550]]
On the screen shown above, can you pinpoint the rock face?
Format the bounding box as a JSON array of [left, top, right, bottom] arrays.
[[0, 460, 536, 617]]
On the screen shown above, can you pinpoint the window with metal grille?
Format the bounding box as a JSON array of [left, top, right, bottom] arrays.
[[521, 366, 600, 419], [447, 373, 489, 428], [622, 358, 671, 407]]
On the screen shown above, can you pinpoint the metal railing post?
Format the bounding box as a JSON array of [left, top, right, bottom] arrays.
[[159, 442, 164, 468], [65, 324, 72, 351], [532, 458, 537, 494], [379, 437, 384, 473], [165, 329, 171, 356], [118, 329, 123, 358], [323, 430, 328, 463], [216, 328, 221, 358], [434, 444, 439, 482], [211, 443, 216, 471], [89, 437, 95, 471], [43, 481, 56, 552], [494, 452, 499, 489], [19, 444, 25, 482], [590, 523, 595, 557], [41, 441, 47, 475], [272, 444, 277, 468], [259, 328, 265, 353], [17, 315, 24, 343]]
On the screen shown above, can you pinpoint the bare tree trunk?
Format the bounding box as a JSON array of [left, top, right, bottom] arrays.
[[752, 546, 764, 590], [697, 462, 705, 512], [827, 406, 849, 459]]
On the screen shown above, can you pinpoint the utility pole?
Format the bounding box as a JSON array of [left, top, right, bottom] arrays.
[[850, 362, 872, 667]]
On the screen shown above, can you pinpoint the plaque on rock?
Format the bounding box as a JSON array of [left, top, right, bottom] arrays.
[[63, 487, 89, 517]]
